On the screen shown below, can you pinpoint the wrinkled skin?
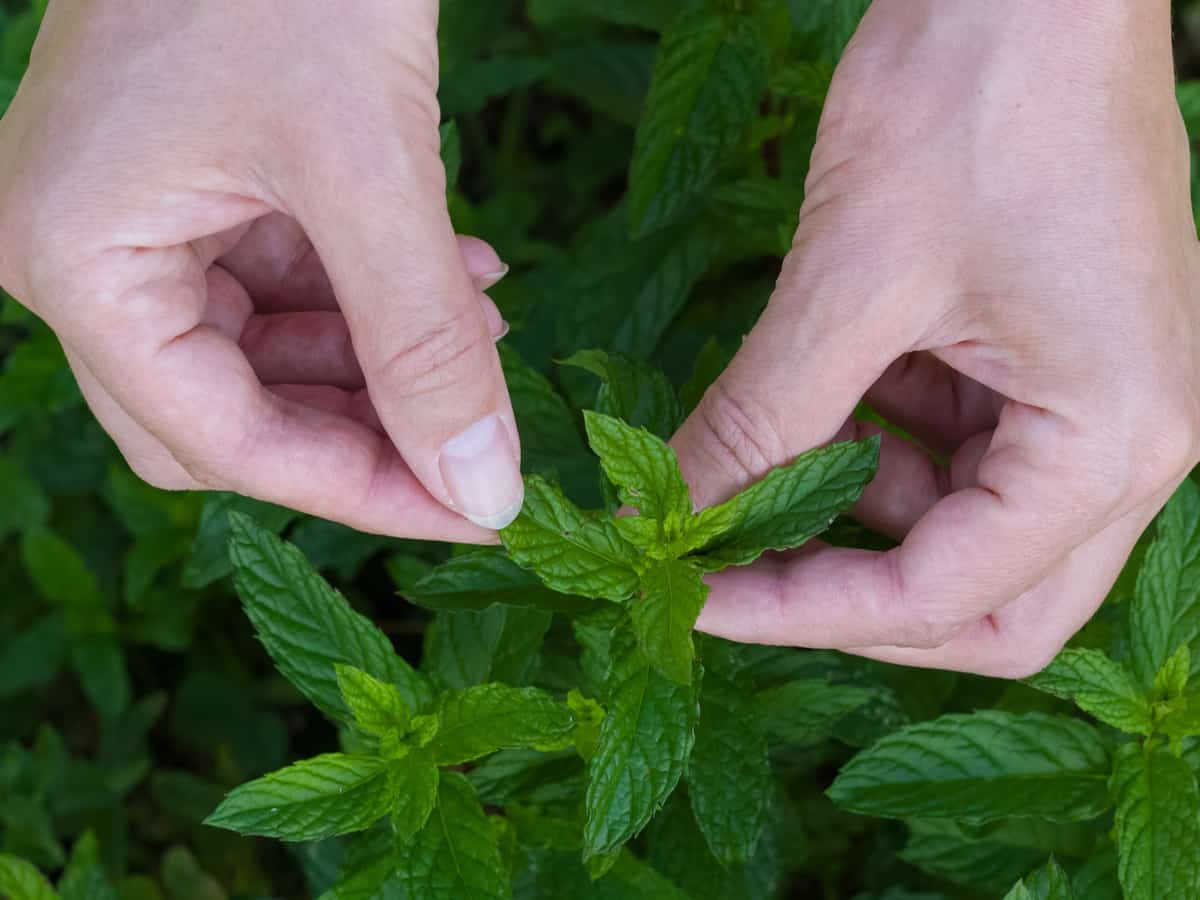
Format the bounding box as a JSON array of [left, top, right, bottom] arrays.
[[674, 0, 1200, 677], [0, 0, 524, 540]]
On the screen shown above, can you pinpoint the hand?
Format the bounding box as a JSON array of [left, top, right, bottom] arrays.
[[671, 0, 1200, 677], [0, 0, 525, 540]]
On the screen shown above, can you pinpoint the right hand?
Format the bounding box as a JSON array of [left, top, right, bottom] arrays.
[[0, 0, 525, 539]]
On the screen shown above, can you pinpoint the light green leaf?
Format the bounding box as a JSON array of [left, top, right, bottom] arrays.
[[1111, 742, 1200, 900], [630, 559, 709, 685], [689, 437, 880, 568], [1026, 649, 1152, 735], [1130, 480, 1200, 687], [390, 754, 440, 842], [583, 412, 691, 525], [584, 633, 699, 858], [1003, 858, 1076, 900], [828, 712, 1111, 824], [336, 665, 412, 737], [770, 60, 834, 106], [1154, 644, 1191, 700], [205, 754, 396, 842], [561, 350, 682, 440], [687, 663, 771, 865], [501, 476, 639, 601], [430, 684, 575, 765], [0, 854, 57, 900], [754, 679, 875, 744], [629, 10, 768, 235], [423, 606, 552, 690], [228, 514, 430, 723], [1157, 697, 1200, 739], [402, 549, 593, 614], [1178, 82, 1200, 138], [58, 831, 117, 900]]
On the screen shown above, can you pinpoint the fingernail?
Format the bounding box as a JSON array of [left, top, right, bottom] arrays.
[[481, 297, 509, 341], [476, 264, 510, 291], [439, 415, 524, 529]]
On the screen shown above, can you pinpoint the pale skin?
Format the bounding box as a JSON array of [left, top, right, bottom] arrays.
[[1, 1, 1197, 679]]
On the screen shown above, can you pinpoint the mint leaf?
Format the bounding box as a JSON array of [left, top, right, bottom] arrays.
[[402, 549, 593, 614], [630, 559, 708, 685], [58, 831, 117, 900], [690, 437, 880, 568], [335, 665, 412, 738], [687, 663, 771, 865], [584, 633, 699, 858], [440, 121, 462, 192], [21, 527, 102, 611], [390, 754, 440, 842], [184, 492, 298, 588], [0, 854, 57, 900], [1004, 859, 1076, 900], [205, 754, 396, 842], [393, 772, 509, 900], [828, 712, 1111, 824], [501, 476, 639, 601], [1130, 480, 1200, 687], [430, 684, 575, 765], [424, 607, 552, 690], [629, 10, 768, 235], [583, 412, 691, 525], [1154, 644, 1191, 700], [228, 514, 430, 722], [755, 679, 875, 745], [0, 614, 67, 699], [1111, 742, 1200, 900], [70, 637, 130, 722], [900, 820, 1046, 896], [1026, 649, 1152, 735], [561, 350, 682, 440]]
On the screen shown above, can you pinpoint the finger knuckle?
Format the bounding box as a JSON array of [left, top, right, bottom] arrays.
[[375, 308, 491, 399], [695, 380, 789, 488]]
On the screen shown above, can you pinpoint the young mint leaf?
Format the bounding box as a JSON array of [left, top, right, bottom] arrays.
[[402, 548, 595, 614], [1129, 480, 1200, 687], [689, 437, 881, 568], [561, 350, 682, 440], [583, 411, 691, 525], [58, 831, 117, 900], [770, 60, 834, 107], [1111, 742, 1200, 900], [1154, 644, 1191, 700], [687, 663, 771, 866], [1003, 858, 1076, 900], [754, 679, 875, 745], [393, 772, 509, 900], [584, 630, 699, 858], [630, 559, 708, 685], [335, 665, 412, 738], [629, 10, 768, 235], [389, 753, 440, 842], [0, 854, 57, 900], [228, 513, 430, 723], [205, 754, 396, 842], [429, 684, 575, 765], [828, 712, 1111, 825], [500, 476, 639, 601], [1025, 649, 1153, 735], [1156, 697, 1200, 740]]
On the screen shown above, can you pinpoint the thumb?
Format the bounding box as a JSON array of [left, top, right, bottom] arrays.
[[292, 133, 523, 530], [672, 256, 904, 510]]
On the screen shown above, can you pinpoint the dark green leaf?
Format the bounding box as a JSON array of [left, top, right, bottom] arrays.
[[0, 614, 67, 698], [754, 679, 875, 744], [561, 351, 682, 440], [828, 712, 1111, 824], [1111, 742, 1200, 900], [629, 11, 768, 235], [404, 548, 593, 614], [228, 514, 430, 723], [58, 831, 118, 900], [630, 559, 708, 685], [423, 606, 553, 690], [1003, 858, 1076, 900], [184, 493, 298, 588]]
